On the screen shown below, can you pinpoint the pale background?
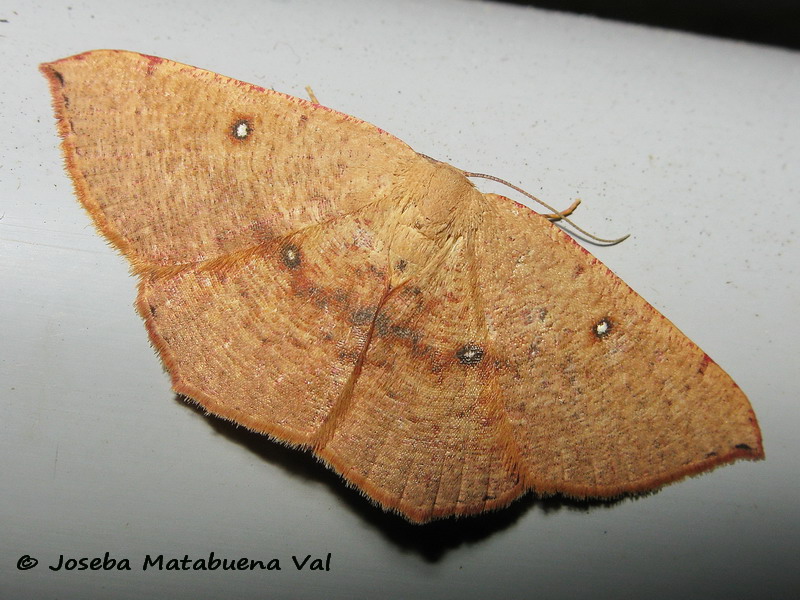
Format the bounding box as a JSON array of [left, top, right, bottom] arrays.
[[2, 1, 798, 598]]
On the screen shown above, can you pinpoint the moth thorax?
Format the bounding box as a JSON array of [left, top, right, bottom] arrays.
[[413, 163, 476, 233]]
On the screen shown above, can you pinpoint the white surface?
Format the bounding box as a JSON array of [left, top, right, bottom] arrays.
[[2, 0, 798, 598]]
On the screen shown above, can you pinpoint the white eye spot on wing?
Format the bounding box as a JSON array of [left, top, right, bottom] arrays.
[[231, 119, 252, 140], [594, 318, 613, 338]]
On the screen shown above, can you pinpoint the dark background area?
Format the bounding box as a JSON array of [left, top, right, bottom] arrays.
[[503, 0, 800, 50]]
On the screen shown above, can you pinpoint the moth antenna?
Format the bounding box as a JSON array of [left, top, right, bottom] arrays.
[[305, 85, 320, 105], [542, 198, 581, 221], [463, 170, 630, 245]]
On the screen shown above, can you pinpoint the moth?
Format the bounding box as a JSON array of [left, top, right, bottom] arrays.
[[41, 50, 763, 523]]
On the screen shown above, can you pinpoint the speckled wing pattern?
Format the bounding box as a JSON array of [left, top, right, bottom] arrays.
[[41, 50, 763, 523]]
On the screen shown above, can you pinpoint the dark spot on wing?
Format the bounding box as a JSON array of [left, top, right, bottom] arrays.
[[375, 313, 391, 336], [280, 243, 301, 269], [456, 343, 484, 366], [351, 307, 376, 326]]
